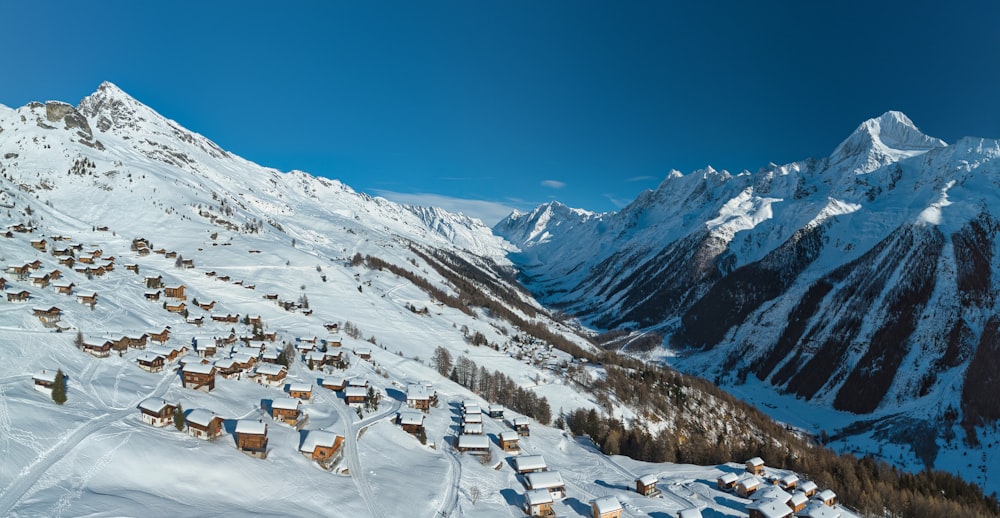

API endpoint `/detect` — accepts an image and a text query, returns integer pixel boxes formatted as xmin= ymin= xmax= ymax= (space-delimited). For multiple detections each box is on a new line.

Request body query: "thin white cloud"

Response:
xmin=604 ymin=193 xmax=631 ymax=209
xmin=371 ymin=190 xmax=522 ymax=226
xmin=541 ymin=180 xmax=566 ymax=189
xmin=625 ymin=175 xmax=656 ymax=182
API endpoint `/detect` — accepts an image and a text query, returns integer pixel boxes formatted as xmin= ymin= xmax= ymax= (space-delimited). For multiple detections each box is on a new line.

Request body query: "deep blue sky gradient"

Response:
xmin=2 ymin=1 xmax=999 ymax=223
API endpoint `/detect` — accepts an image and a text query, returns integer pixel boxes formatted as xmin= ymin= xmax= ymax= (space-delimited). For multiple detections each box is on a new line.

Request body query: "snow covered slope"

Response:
xmin=0 ymin=83 xmax=854 ymax=517
xmin=497 ymin=111 xmax=1000 ymax=488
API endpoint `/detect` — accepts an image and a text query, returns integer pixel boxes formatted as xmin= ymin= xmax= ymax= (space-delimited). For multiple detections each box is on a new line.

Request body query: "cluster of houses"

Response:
xmin=708 ymin=457 xmax=842 ymax=518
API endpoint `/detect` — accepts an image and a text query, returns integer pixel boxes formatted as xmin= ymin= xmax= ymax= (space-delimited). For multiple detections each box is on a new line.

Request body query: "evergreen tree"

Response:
xmin=174 ymin=403 xmax=185 ymax=431
xmin=51 ymin=369 xmax=67 ymax=405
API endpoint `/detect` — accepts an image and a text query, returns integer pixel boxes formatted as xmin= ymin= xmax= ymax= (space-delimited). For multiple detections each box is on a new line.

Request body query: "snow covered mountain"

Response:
xmin=496 ymin=111 xmax=1000 ymax=484
xmin=0 ymin=82 xmax=876 ymax=517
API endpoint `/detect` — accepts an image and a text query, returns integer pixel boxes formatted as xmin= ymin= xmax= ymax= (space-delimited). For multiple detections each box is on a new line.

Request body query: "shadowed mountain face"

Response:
xmin=497 ymin=112 xmax=1000 ymax=439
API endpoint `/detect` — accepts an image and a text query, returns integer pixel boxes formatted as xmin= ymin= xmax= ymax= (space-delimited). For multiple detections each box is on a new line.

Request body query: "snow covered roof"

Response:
xmin=406 ymin=386 xmax=430 ymax=400
xmin=254 ymin=363 xmax=286 ymax=376
xmin=591 ymin=496 xmax=622 ymax=514
xmin=344 ymin=386 xmax=367 ymax=397
xmin=398 ymin=411 xmax=424 ymax=426
xmin=746 ymin=456 xmax=765 ymax=467
xmin=138 ymin=397 xmax=171 ymax=413
xmin=500 ymin=430 xmax=518 ymax=441
xmin=323 ymin=377 xmax=345 ymax=386
xmin=753 ymin=486 xmax=792 ymax=503
xmin=272 ymin=398 xmax=300 ymax=410
xmin=463 ymin=413 xmax=482 ymax=424
xmin=214 ymin=358 xmax=237 ymax=369
xmin=800 ymin=480 xmax=818 ymax=493
xmin=488 ymin=404 xmax=503 ymax=413
xmin=512 ymin=416 xmax=529 ymax=426
xmin=790 ymin=491 xmax=809 ymax=507
xmin=747 ymin=498 xmax=792 ymax=518
xmin=186 ymin=409 xmax=219 ymax=427
xmin=462 ymin=423 xmax=483 ymax=434
xmin=780 ymin=474 xmax=799 ymax=486
xmin=637 ymin=474 xmax=658 ymax=486
xmin=524 ymin=488 xmax=552 ymax=506
xmin=798 ymin=502 xmax=841 ymax=518
xmin=354 ymin=347 xmax=371 ymax=355
xmin=514 ymin=455 xmax=546 ymax=471
xmin=525 ymin=471 xmax=564 ymax=490
xmin=718 ymin=472 xmax=739 ymax=484
xmin=738 ymin=476 xmax=762 ymax=489
xmin=183 ymin=362 xmax=215 ymax=375
xmin=816 ymin=489 xmax=837 ymax=501
xmin=457 ymin=434 xmax=489 ymax=449
xmin=462 ymin=398 xmax=478 ymax=408
xmin=677 ymin=509 xmax=703 ymax=518
xmin=235 ymin=420 xmax=267 ymax=435
xmin=347 ymin=378 xmax=367 ymax=387
xmin=288 ymin=383 xmax=312 ymax=393
xmin=137 ymin=352 xmax=164 ymax=362
xmin=300 ymin=430 xmax=340 ymax=453
xmin=464 ymin=404 xmax=481 ymax=415
xmin=33 ymin=370 xmax=58 ymax=383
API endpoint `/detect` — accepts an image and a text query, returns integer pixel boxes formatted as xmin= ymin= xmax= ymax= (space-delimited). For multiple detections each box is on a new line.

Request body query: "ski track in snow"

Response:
xmin=0 ymin=385 xmax=10 ymax=455
xmin=49 ymin=429 xmax=132 ymax=518
xmin=0 ymin=369 xmax=173 ymax=516
xmin=328 ymin=382 xmax=386 ymax=518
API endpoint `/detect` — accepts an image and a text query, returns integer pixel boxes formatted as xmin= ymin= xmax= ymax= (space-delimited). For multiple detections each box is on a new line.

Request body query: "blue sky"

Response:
xmin=2 ymin=2 xmax=999 ymax=224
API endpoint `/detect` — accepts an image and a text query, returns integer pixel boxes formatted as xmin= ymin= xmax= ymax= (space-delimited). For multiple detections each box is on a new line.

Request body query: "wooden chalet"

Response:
xmin=406 ymin=385 xmax=432 ymax=411
xmin=6 ymin=289 xmax=30 ymax=302
xmin=288 ymin=383 xmax=313 ymax=401
xmin=354 ymin=347 xmax=372 ymax=361
xmin=180 ymin=258 xmax=194 ymax=268
xmin=456 ymin=433 xmax=490 ymax=454
xmin=211 ymin=313 xmax=239 ymax=323
xmin=164 ymin=251 xmax=177 ymax=258
xmin=186 ymin=315 xmax=205 ymax=326
xmin=164 ymin=285 xmax=186 ymax=300
xmin=32 ymin=370 xmax=60 ymax=393
xmin=247 ymin=315 xmax=262 ymax=327
xmin=299 ymin=430 xmax=343 ymax=465
xmin=145 ymin=275 xmax=164 ymax=289
xmin=153 ymin=248 xmax=167 ymax=255
xmin=181 ymin=363 xmax=216 ymax=392
xmin=76 ymin=292 xmax=98 ymax=306
xmin=165 ymin=301 xmax=186 ymax=313
xmin=138 ymin=398 xmax=176 ymax=427
xmin=252 ymin=363 xmax=287 ymax=387
xmin=717 ymin=472 xmax=739 ymax=491
xmin=488 ymin=404 xmax=504 ymax=419
xmin=778 ymin=474 xmax=799 ymax=491
xmin=263 ymin=293 xmax=279 ymax=300
xmin=755 ymin=487 xmax=793 ymax=509
xmin=262 ymin=331 xmax=277 ymax=342
xmin=513 ymin=416 xmax=530 ymax=436
xmin=30 ymin=272 xmax=50 ymax=288
xmin=260 ymin=350 xmax=280 ymax=364
xmin=186 ymin=409 xmax=225 ymax=440
xmin=197 ymin=300 xmax=215 ymax=311
xmin=462 ymin=422 xmax=484 ymax=435
xmin=737 ymin=476 xmax=762 ymax=498
xmin=590 ymin=496 xmax=623 ymax=518
xmin=77 ymin=255 xmax=95 ymax=265
xmin=636 ymin=474 xmax=660 ymax=496
xmin=815 ymin=489 xmax=837 ymax=506
xmin=144 ymin=290 xmax=161 ymax=301
xmin=524 ymin=489 xmax=554 ymax=518
xmin=747 ymin=499 xmax=792 ymax=518
xmin=799 ymin=481 xmax=819 ymax=498
xmin=54 ymin=281 xmax=75 ymax=294
xmin=500 ymin=430 xmax=519 ymax=452
xmin=324 ymin=349 xmax=343 ymax=364
xmin=83 ymin=340 xmax=112 ymax=358
xmin=217 ymin=275 xmax=231 ymax=282
xmin=0 ymin=277 xmax=5 ymax=290
xmin=32 ymin=306 xmax=62 ymax=323
xmin=125 ymin=263 xmax=139 ymax=273
xmin=323 ymin=322 xmax=339 ymax=332
xmin=397 ymin=410 xmax=425 ymax=434
xmin=790 ymin=491 xmax=809 ymax=513
xmin=327 ymin=333 xmax=342 ymax=347
xmin=7 ymin=264 xmax=30 ymax=280
xmin=746 ymin=457 xmax=766 ymax=475
xmin=525 ymin=471 xmax=566 ymax=500
xmin=30 ymin=238 xmax=46 ymax=251
xmin=270 ymin=398 xmax=301 ymax=425
xmin=235 ymin=420 xmax=268 ymax=458
xmin=58 ymin=256 xmax=75 ymax=267
xmin=343 ymin=386 xmax=367 ymax=406
xmin=306 ymin=350 xmax=327 ymax=367
xmin=137 ymin=247 xmax=150 ymax=256
xmin=8 ymin=223 xmax=32 ymax=233
xmin=514 ymin=455 xmax=548 ymax=474
xmin=322 ymin=377 xmax=346 ymax=391
xmin=136 ymin=352 xmax=166 ymax=373
xmin=149 ymin=328 xmax=170 ymax=344
xmin=212 ymin=358 xmax=240 ymax=379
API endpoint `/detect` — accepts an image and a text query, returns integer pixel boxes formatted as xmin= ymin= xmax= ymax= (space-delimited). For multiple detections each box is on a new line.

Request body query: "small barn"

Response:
xmin=815 ymin=489 xmax=837 ymax=506
xmin=737 ymin=476 xmax=762 ymax=498
xmin=138 ymin=398 xmax=176 ymax=427
xmin=778 ymin=473 xmax=799 ymax=491
xmin=591 ymin=496 xmax=623 ymax=518
xmin=32 ymin=370 xmax=60 ymax=393
xmin=790 ymin=491 xmax=809 ymax=512
xmin=524 ymin=489 xmax=554 ymax=517
xmin=235 ymin=420 xmax=268 ymax=459
xmin=354 ymin=347 xmax=372 ymax=361
xmin=718 ymin=472 xmax=739 ymax=491
xmin=76 ymin=292 xmax=98 ymax=306
xmin=500 ymin=430 xmax=519 ymax=452
xmin=636 ymin=474 xmax=660 ymax=496
xmin=525 ymin=471 xmax=566 ymax=500
xmin=164 ymin=285 xmax=186 ymax=300
xmin=513 ymin=416 xmax=530 ymax=436
xmin=488 ymin=404 xmax=504 ymax=419
xmin=799 ymin=480 xmax=819 ymax=498
xmin=746 ymin=457 xmax=766 ymax=475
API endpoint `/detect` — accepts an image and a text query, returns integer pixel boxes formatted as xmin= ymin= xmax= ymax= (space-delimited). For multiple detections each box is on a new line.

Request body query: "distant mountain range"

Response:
xmin=496 ymin=110 xmax=1000 ymax=474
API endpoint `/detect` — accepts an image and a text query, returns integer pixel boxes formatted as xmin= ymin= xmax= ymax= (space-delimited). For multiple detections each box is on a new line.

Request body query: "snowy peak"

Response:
xmin=495 ymin=201 xmax=596 ymax=248
xmin=830 ymin=111 xmax=946 ymax=174
xmin=77 ymin=81 xmax=147 ymax=132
